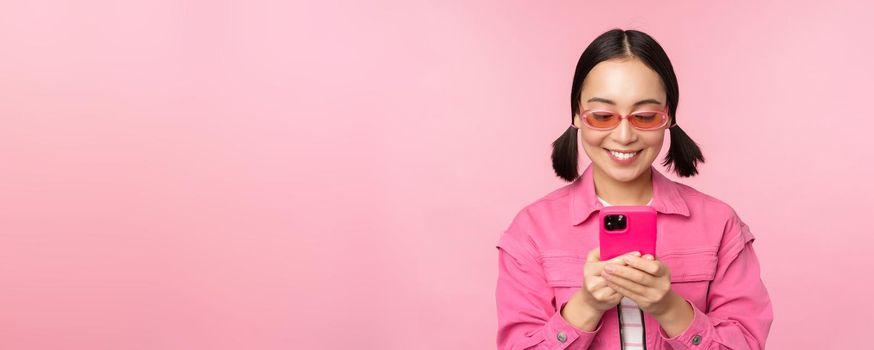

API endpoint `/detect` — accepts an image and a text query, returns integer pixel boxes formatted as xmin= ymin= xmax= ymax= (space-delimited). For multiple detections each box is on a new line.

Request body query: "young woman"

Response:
xmin=495 ymin=29 xmax=773 ymax=350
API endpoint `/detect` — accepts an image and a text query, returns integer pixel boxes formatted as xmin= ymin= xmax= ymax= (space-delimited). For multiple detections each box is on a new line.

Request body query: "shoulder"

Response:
xmin=672 ymin=181 xmax=756 ymax=256
xmin=673 ymin=181 xmax=741 ymax=223
xmin=497 ymin=183 xmax=575 ymax=255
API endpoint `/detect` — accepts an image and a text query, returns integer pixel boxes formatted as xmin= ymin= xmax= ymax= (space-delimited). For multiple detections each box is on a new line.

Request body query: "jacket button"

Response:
xmin=557 ymin=331 xmax=567 ymax=343
xmin=691 ymin=334 xmax=702 ymax=345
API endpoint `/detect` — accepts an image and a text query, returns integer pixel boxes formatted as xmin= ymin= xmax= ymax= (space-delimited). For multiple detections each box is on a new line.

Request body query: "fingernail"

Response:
xmin=604 ymin=265 xmax=616 ymax=272
xmin=623 ymin=255 xmax=633 ymax=263
xmin=631 ymin=251 xmax=641 ymax=256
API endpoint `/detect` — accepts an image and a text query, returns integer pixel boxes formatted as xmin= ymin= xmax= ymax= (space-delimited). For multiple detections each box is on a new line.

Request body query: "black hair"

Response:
xmin=551 ymin=28 xmax=705 ymax=181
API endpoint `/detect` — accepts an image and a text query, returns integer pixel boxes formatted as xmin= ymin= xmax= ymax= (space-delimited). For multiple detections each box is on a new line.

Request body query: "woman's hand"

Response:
xmin=561 ymin=248 xmax=641 ymax=331
xmin=600 ymin=254 xmax=694 ymax=337
xmin=600 ymin=254 xmax=674 ymax=315
xmin=580 ymin=248 xmax=640 ymax=312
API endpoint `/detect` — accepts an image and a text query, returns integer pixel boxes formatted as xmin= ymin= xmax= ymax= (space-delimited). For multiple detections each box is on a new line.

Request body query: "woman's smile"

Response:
xmin=603 ymin=147 xmax=642 ymax=164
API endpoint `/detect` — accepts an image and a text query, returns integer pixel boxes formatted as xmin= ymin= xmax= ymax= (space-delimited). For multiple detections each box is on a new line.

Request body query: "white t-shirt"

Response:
xmin=597 ymin=195 xmax=652 ymax=349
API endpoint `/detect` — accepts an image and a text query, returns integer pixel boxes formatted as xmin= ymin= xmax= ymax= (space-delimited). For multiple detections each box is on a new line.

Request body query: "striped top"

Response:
xmin=597 ymin=195 xmax=652 ymax=350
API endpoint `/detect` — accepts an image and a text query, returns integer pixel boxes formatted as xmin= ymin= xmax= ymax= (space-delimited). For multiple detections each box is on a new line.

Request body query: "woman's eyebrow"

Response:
xmin=587 ymin=97 xmax=662 ymax=106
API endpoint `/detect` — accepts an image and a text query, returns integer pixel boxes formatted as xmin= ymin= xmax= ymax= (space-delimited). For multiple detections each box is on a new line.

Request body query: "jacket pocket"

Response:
xmin=659 ymin=249 xmax=717 ymax=312
xmin=540 ymin=251 xmax=586 ymax=287
xmin=539 ymin=251 xmax=587 ymax=311
xmin=659 ymin=250 xmax=718 ymax=282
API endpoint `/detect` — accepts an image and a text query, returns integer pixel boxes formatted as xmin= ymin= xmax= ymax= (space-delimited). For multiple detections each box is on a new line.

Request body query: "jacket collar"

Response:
xmin=570 ymin=163 xmax=690 ymax=225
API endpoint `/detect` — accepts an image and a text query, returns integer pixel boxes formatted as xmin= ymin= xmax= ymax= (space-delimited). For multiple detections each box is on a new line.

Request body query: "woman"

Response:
xmin=495 ymin=29 xmax=773 ymax=350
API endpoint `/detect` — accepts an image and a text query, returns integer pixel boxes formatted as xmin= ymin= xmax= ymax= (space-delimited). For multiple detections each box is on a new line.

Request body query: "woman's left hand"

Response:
xmin=600 ymin=254 xmax=677 ymax=317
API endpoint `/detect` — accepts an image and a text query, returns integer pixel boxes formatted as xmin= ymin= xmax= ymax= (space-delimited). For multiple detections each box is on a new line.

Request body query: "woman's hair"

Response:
xmin=551 ymin=28 xmax=705 ymax=181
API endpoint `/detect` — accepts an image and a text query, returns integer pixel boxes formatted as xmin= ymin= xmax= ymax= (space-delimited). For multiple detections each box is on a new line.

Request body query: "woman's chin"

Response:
xmin=597 ymin=162 xmax=647 ymax=183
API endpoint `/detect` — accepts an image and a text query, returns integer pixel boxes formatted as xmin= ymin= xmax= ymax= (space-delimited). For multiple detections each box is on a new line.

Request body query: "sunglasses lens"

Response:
xmin=630 ymin=112 xmax=665 ymax=129
xmin=584 ymin=112 xmax=619 ymax=129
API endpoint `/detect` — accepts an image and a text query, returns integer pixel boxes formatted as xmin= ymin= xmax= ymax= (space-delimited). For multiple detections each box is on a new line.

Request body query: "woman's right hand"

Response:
xmin=561 ymin=248 xmax=641 ymax=330
xmin=580 ymin=247 xmax=640 ymax=312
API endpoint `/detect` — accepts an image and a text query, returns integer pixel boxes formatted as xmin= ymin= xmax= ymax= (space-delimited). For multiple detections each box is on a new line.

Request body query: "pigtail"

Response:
xmin=551 ymin=125 xmax=580 ymax=182
xmin=662 ymin=124 xmax=705 ymax=177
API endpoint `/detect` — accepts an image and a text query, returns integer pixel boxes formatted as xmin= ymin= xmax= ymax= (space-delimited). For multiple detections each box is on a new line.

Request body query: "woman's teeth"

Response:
xmin=609 ymin=150 xmax=639 ymax=160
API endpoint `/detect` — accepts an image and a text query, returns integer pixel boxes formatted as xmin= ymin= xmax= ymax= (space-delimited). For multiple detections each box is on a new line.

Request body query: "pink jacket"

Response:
xmin=495 ymin=164 xmax=773 ymax=349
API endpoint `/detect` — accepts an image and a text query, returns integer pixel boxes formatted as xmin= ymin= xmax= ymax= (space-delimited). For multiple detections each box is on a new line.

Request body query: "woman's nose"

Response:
xmin=611 ymin=118 xmax=637 ymax=144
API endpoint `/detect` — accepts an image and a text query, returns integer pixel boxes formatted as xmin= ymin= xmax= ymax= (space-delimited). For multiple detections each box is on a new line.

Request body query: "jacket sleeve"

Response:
xmin=495 ymin=210 xmax=604 ymax=350
xmin=658 ymin=210 xmax=774 ymax=349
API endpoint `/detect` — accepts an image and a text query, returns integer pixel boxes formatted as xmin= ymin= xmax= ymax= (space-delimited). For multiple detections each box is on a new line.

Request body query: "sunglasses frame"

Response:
xmin=578 ymin=104 xmax=671 ymax=131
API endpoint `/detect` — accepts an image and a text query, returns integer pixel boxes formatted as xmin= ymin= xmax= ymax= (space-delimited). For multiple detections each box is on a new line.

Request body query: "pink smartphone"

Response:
xmin=598 ymin=206 xmax=657 ymax=261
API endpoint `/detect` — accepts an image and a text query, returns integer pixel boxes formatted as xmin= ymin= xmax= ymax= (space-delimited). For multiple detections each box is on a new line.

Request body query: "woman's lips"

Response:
xmin=604 ymin=148 xmax=641 ymax=165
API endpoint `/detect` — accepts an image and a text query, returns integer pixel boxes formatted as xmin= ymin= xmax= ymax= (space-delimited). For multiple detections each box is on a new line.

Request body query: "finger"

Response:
xmin=584 ymin=275 xmax=607 ymax=291
xmin=601 ymin=270 xmax=648 ymax=296
xmin=593 ymin=286 xmax=616 ymax=300
xmin=642 ymin=254 xmax=655 ymax=261
xmin=604 ymin=264 xmax=654 ymax=286
xmin=604 ymin=277 xmax=646 ymax=301
xmin=587 ymin=248 xmax=601 ymax=262
xmin=590 ymin=276 xmax=610 ymax=290
xmin=604 ymin=251 xmax=641 ymax=265
xmin=623 ymin=254 xmax=660 ymax=275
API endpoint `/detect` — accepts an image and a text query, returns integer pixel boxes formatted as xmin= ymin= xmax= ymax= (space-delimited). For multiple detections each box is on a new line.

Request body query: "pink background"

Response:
xmin=1 ymin=1 xmax=871 ymax=349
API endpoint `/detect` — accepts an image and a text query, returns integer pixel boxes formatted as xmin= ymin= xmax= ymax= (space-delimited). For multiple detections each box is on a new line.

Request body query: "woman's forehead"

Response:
xmin=581 ymin=58 xmax=666 ymax=106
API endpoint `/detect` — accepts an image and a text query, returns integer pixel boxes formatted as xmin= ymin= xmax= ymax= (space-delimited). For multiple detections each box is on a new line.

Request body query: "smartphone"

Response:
xmin=598 ymin=206 xmax=657 ymax=261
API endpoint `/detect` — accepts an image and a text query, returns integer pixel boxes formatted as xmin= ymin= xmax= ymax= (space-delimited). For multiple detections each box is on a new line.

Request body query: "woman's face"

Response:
xmin=573 ymin=58 xmax=673 ymax=183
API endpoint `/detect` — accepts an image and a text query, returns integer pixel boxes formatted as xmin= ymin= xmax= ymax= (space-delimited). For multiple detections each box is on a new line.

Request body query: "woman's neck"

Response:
xmin=592 ymin=166 xmax=653 ymax=206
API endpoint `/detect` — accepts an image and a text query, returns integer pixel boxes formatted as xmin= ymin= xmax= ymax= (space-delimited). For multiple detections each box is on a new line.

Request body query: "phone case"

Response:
xmin=598 ymin=205 xmax=657 ymax=261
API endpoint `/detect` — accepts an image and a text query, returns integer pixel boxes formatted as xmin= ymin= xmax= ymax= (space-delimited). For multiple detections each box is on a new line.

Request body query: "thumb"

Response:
xmin=605 ymin=251 xmax=641 ymax=265
xmin=587 ymin=248 xmax=601 ymax=262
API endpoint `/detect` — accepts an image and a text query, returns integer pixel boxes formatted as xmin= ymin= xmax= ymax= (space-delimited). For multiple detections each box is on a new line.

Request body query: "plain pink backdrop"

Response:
xmin=1 ymin=1 xmax=872 ymax=349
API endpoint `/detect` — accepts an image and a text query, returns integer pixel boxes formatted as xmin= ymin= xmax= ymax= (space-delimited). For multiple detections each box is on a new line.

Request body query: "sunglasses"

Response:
xmin=578 ymin=104 xmax=670 ymax=131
